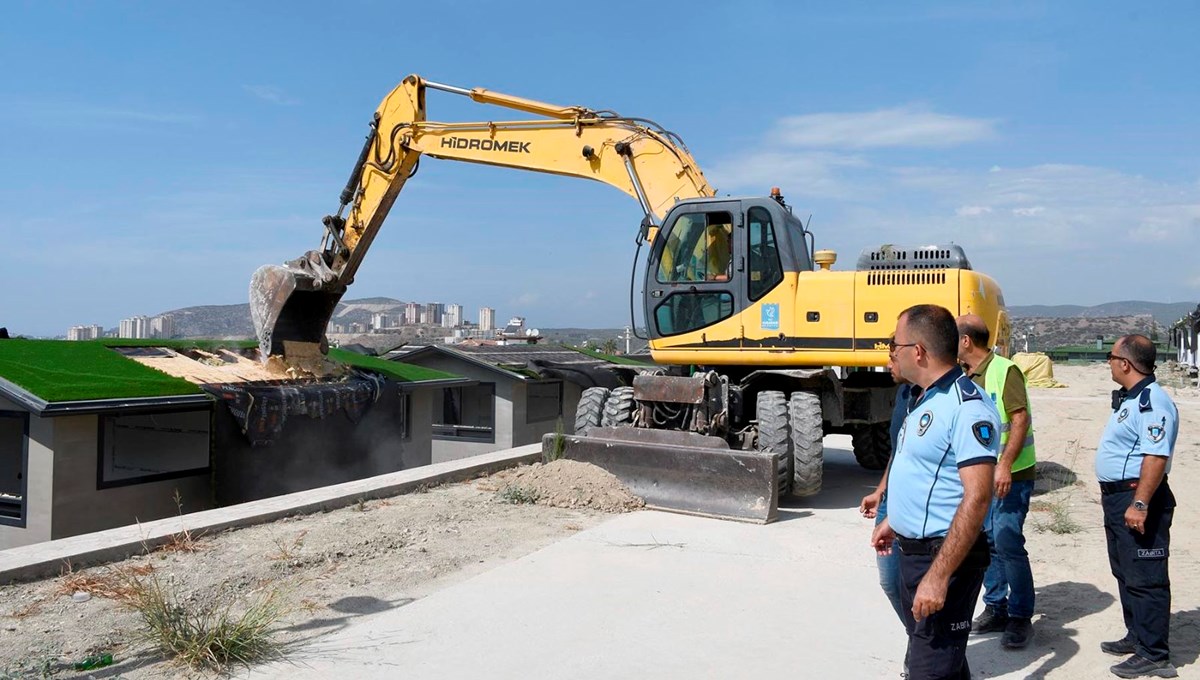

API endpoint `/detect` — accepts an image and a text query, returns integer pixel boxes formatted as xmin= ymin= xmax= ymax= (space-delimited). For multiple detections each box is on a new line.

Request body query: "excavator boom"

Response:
xmin=250 ymin=75 xmax=714 ymax=359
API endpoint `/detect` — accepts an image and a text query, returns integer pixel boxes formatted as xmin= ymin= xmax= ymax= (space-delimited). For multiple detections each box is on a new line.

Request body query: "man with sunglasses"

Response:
xmin=956 ymin=314 xmax=1038 ymax=650
xmin=871 ymin=305 xmax=998 ymax=679
xmin=1096 ymin=335 xmax=1179 ymax=678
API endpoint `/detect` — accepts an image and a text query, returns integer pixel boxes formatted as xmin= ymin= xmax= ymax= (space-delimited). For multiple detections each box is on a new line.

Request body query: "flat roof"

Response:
xmin=0 ymin=339 xmax=464 ymax=415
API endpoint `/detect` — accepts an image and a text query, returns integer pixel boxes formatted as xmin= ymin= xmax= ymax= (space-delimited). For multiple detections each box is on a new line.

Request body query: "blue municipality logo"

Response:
xmin=973 ymin=421 xmax=995 ymax=447
xmin=1147 ymin=416 xmax=1167 ymax=443
xmin=917 ymin=411 xmax=933 ymax=436
xmin=761 ymin=303 xmax=780 ymax=330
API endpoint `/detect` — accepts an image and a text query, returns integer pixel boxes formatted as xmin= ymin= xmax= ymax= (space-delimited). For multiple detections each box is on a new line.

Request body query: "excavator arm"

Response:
xmin=250 ymin=74 xmax=715 ymax=360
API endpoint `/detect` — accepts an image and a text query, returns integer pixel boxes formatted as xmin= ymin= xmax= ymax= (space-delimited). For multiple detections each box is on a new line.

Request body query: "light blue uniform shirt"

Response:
xmin=888 ymin=367 xmax=1000 ymax=540
xmin=1095 ymin=376 xmax=1178 ymax=482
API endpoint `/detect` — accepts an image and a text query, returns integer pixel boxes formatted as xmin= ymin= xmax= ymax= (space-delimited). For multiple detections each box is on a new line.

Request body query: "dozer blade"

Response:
xmin=543 ymin=427 xmax=779 ymax=524
xmin=249 ymin=263 xmax=344 ymax=359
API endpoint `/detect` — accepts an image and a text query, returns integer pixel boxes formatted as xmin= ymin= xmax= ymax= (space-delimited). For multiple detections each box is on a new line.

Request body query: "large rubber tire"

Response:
xmin=852 ymin=422 xmax=891 ymax=471
xmin=574 ymin=387 xmax=609 ymax=434
xmin=789 ymin=391 xmax=824 ymax=497
xmin=755 ymin=391 xmax=793 ymax=497
xmin=601 ymin=386 xmax=636 ymax=428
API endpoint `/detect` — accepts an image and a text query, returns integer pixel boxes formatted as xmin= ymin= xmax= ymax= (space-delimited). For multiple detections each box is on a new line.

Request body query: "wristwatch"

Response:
xmin=1132 ymin=500 xmax=1148 ymax=512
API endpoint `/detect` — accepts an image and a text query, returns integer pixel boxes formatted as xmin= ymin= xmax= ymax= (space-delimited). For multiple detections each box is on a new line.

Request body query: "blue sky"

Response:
xmin=3 ymin=2 xmax=1199 ymax=337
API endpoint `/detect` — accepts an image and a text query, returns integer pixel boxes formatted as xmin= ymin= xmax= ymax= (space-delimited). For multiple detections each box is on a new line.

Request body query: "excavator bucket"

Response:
xmin=542 ymin=427 xmax=779 ymax=523
xmin=249 ymin=261 xmax=343 ymax=359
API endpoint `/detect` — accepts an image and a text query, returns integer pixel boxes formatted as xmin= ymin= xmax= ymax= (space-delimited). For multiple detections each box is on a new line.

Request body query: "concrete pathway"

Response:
xmin=243 ymin=437 xmax=915 ymax=679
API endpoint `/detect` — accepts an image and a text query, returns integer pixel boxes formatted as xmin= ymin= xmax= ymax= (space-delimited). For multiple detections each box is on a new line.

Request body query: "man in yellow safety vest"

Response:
xmin=957 ymin=313 xmax=1038 ymax=650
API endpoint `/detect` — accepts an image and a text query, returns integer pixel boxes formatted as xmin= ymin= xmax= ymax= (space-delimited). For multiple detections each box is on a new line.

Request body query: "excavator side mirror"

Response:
xmin=639 ymin=217 xmax=658 ymax=245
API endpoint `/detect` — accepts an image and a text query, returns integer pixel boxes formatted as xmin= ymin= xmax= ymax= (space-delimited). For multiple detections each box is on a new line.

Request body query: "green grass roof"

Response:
xmin=0 ymin=340 xmax=203 ymax=402
xmin=327 ymin=349 xmax=460 ymax=383
xmin=0 ymin=339 xmax=460 ymax=405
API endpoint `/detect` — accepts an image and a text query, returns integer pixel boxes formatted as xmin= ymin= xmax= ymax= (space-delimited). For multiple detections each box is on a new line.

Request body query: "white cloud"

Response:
xmin=772 ymin=106 xmax=997 ymax=149
xmin=243 ymin=85 xmax=300 ymax=106
xmin=512 ymin=292 xmax=541 ymax=306
xmin=1012 ymin=206 xmax=1045 ymax=216
xmin=707 ymin=151 xmax=870 ymax=201
xmin=956 ymin=205 xmax=993 ymax=217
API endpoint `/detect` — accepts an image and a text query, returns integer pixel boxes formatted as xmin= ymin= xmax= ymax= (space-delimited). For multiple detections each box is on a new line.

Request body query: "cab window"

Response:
xmin=747 ymin=207 xmax=783 ymax=300
xmin=656 ymin=211 xmax=733 ymax=283
xmin=654 ymin=292 xmax=734 ymax=337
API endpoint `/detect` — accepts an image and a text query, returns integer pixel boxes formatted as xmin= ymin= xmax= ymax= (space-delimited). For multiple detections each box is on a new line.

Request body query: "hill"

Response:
xmin=156 ymin=297 xmax=1194 ymax=349
xmin=1008 ymin=301 xmax=1195 ymax=327
xmin=1008 ymin=315 xmax=1161 ymax=353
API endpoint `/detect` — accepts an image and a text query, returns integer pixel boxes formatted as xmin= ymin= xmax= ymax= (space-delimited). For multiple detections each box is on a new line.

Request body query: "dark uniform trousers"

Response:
xmin=1101 ymin=479 xmax=1175 ymax=662
xmin=898 ymin=533 xmax=990 ymax=680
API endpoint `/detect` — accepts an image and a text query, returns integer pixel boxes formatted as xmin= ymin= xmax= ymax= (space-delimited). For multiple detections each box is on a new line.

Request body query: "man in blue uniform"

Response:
xmin=1096 ymin=334 xmax=1179 ymax=679
xmin=872 ymin=304 xmax=998 ymax=679
xmin=860 ymin=356 xmax=918 ymax=623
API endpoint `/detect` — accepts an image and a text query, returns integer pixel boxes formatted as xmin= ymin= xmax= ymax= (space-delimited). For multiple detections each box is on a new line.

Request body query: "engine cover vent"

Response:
xmin=865 ymin=270 xmax=948 ymax=286
xmin=856 ymin=244 xmax=972 ymax=271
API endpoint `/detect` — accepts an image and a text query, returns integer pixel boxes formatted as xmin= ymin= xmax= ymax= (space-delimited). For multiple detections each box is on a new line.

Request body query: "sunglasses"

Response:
xmin=1105 ymin=353 xmax=1129 ymax=363
xmin=888 ymin=340 xmax=918 ymax=353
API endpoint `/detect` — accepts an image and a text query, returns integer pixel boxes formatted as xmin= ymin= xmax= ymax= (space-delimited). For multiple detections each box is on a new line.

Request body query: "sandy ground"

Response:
xmin=963 ymin=361 xmax=1200 ymax=678
xmin=2 ymin=362 xmax=1198 ymax=678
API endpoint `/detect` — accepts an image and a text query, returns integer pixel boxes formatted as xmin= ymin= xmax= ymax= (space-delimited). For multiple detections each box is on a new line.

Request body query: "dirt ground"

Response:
xmin=980 ymin=361 xmax=1200 ymax=678
xmin=0 ymin=461 xmax=637 ymax=678
xmin=2 ymin=362 xmax=1199 ymax=678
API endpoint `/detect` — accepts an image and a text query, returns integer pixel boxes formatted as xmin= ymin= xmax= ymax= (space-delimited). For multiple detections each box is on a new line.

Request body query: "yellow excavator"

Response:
xmin=250 ymin=74 xmax=1010 ymax=523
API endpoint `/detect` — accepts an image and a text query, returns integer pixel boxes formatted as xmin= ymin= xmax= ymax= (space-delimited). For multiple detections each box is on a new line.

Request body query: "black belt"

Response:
xmin=896 ymin=535 xmax=944 ymax=556
xmin=896 ymin=532 xmax=989 ymax=557
xmin=1099 ymin=476 xmax=1167 ymax=495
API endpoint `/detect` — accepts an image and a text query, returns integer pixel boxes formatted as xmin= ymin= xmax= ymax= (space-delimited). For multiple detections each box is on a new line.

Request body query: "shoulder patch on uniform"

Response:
xmin=1147 ymin=416 xmax=1167 ymax=443
xmin=917 ymin=410 xmax=934 ymax=436
xmin=1139 ymin=389 xmax=1153 ymax=412
xmin=957 ymin=375 xmax=983 ymax=402
xmin=972 ymin=421 xmax=996 ymax=448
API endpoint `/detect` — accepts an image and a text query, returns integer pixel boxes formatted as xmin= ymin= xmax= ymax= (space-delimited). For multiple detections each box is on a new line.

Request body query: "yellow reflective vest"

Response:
xmin=983 ymin=354 xmax=1037 ymax=473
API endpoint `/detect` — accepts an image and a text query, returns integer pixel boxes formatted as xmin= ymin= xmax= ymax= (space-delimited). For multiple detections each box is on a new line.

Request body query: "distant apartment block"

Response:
xmin=150 ymin=314 xmax=175 ymax=339
xmin=425 ymin=303 xmax=443 ymax=326
xmin=404 ymin=302 xmax=420 ymax=325
xmin=119 ymin=316 xmax=149 ymax=339
xmin=66 ymin=325 xmax=104 ymax=341
xmin=371 ymin=312 xmax=391 ymax=331
xmin=348 ymin=322 xmax=365 ymax=334
xmin=443 ymin=304 xmax=464 ymax=328
xmin=479 ymin=307 xmax=496 ymax=332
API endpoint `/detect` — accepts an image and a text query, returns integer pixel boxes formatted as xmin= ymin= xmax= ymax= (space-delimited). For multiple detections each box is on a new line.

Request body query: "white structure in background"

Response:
xmin=478 ymin=307 xmax=496 ymax=332
xmin=443 ymin=304 xmax=464 ymax=328
xmin=348 ymin=322 xmax=365 ymax=334
xmin=66 ymin=325 xmax=104 ymax=341
xmin=495 ymin=317 xmax=541 ymax=345
xmin=118 ymin=316 xmax=149 ymax=339
xmin=371 ymin=312 xmax=391 ymax=332
xmin=150 ymin=315 xmax=175 ymax=339
xmin=403 ymin=302 xmax=420 ymax=325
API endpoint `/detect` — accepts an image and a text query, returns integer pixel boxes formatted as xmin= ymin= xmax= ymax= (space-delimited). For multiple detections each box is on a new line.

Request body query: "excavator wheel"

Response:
xmin=851 ymin=422 xmax=891 ymax=471
xmin=755 ymin=391 xmax=793 ymax=497
xmin=789 ymin=391 xmax=824 ymax=497
xmin=601 ymin=386 xmax=636 ymax=428
xmin=575 ymin=387 xmax=610 ymax=434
